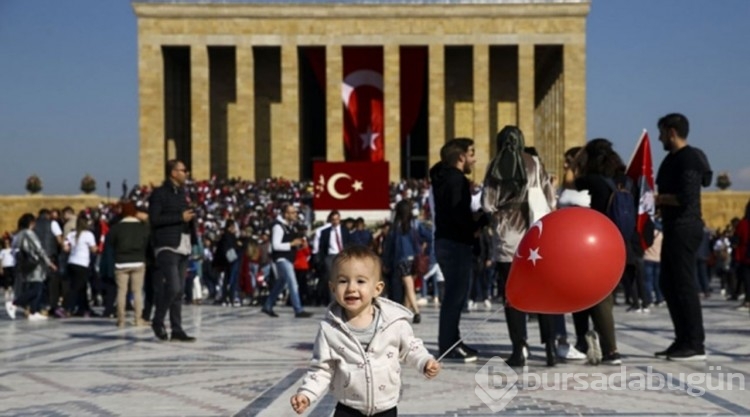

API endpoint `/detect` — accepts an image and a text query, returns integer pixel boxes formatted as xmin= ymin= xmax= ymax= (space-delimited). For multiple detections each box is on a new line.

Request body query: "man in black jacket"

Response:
xmin=148 ymin=159 xmax=197 ymax=342
xmin=654 ymin=113 xmax=709 ymax=361
xmin=430 ymin=138 xmax=482 ymax=362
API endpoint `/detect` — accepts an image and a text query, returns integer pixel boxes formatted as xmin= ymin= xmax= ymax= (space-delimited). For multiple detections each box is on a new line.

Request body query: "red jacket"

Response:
xmin=294 ymin=242 xmax=311 ymax=271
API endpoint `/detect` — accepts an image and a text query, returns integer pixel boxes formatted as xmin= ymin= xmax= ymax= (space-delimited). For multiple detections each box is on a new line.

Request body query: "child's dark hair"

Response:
xmin=329 ymin=245 xmax=383 ymax=281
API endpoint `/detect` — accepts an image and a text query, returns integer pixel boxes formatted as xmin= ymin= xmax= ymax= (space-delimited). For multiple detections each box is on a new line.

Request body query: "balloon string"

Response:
xmin=436 ymin=304 xmax=506 ymax=363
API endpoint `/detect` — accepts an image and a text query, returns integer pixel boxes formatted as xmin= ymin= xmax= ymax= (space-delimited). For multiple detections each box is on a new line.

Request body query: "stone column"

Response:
xmin=326 ymin=44 xmax=344 ymax=162
xmin=229 ymin=46 xmax=255 ymax=180
xmin=428 ymin=44 xmax=445 ymax=169
xmin=563 ymin=42 xmax=586 ymax=151
xmin=272 ymin=44 xmax=300 ymax=179
xmin=518 ymin=43 xmax=535 ymax=147
xmin=138 ymin=43 xmax=165 ymax=185
xmin=190 ymin=44 xmax=210 ymax=179
xmin=473 ymin=44 xmax=490 ymax=177
xmin=384 ymin=44 xmax=401 ymax=182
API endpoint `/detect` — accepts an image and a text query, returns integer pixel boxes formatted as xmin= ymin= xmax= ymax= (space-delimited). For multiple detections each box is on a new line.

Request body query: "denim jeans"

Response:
xmin=644 ymin=260 xmax=663 ymax=304
xmin=153 ymin=251 xmax=188 ymax=332
xmin=436 ymin=239 xmax=472 ymax=353
xmin=264 ymin=258 xmax=303 ymax=314
xmin=421 ymin=263 xmax=444 ymax=299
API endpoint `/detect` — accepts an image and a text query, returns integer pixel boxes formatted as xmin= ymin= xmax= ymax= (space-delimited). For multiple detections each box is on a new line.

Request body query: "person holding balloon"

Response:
xmin=481 ymin=126 xmax=558 ymax=367
xmin=562 ymin=138 xmax=626 ymax=366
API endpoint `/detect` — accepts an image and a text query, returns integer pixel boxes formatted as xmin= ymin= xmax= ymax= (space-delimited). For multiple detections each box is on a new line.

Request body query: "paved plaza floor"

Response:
xmin=1 ymin=296 xmax=749 ymax=417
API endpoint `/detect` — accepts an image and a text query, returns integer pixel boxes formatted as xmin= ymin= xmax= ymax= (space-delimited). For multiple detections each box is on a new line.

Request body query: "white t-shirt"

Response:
xmin=66 ymin=230 xmax=96 ymax=267
xmin=51 ymin=221 xmax=62 ymax=238
xmin=0 ymin=248 xmax=15 ymax=268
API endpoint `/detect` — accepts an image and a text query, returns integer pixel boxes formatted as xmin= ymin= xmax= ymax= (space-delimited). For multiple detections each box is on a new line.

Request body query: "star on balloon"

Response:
xmin=352 ymin=180 xmax=363 ymax=192
xmin=360 ymin=125 xmax=380 ymax=151
xmin=527 ymin=247 xmax=542 ymax=266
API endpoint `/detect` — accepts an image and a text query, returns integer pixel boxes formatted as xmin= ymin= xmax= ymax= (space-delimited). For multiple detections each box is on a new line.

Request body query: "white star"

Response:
xmin=352 ymin=180 xmax=363 ymax=192
xmin=527 ymin=247 xmax=542 ymax=266
xmin=360 ymin=126 xmax=380 ymax=151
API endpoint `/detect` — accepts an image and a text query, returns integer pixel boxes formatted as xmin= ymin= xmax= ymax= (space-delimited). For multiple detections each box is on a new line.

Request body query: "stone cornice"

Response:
xmin=132 ymin=3 xmax=590 ymax=19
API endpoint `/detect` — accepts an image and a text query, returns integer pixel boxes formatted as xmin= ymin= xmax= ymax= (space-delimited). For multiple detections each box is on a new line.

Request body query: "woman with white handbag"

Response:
xmin=481 ymin=125 xmax=558 ymax=367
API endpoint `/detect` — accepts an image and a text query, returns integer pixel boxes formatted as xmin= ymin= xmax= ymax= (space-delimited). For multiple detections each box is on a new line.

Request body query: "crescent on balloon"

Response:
xmin=341 ymin=69 xmax=384 ymax=104
xmin=530 ymin=221 xmax=543 ymax=238
xmin=327 ymin=173 xmax=352 ymax=200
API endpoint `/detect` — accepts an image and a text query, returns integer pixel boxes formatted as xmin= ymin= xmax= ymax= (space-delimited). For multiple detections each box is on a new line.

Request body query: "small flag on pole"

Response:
xmin=626 ymin=130 xmax=655 ymax=250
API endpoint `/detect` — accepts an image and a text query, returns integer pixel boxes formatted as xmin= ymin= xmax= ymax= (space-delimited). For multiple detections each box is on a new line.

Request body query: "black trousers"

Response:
xmin=572 ymin=294 xmax=617 ymax=354
xmin=15 ymin=282 xmax=44 ymax=314
xmin=153 ymin=251 xmax=188 ymax=333
xmin=498 ymin=262 xmax=555 ymax=350
xmin=64 ymin=264 xmax=90 ymax=313
xmin=334 ymin=403 xmax=397 ymax=417
xmin=660 ymin=224 xmax=705 ymax=351
xmin=142 ymin=263 xmax=155 ymax=321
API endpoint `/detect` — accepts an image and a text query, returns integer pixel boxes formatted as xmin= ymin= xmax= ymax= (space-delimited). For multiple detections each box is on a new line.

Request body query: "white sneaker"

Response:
xmin=416 ymin=297 xmax=428 ymax=306
xmin=28 ymin=312 xmax=48 ymax=321
xmin=5 ymin=301 xmax=16 ymax=320
xmin=640 ymin=307 xmax=651 ymax=314
xmin=483 ymin=299 xmax=492 ymax=310
xmin=467 ymin=300 xmax=475 ymax=311
xmin=585 ymin=330 xmax=602 ymax=365
xmin=433 ymin=296 xmax=440 ymax=306
xmin=557 ymin=344 xmax=586 ymax=360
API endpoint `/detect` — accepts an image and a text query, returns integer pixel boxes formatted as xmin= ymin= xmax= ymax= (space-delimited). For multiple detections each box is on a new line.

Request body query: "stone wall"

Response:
xmin=0 ymin=195 xmax=114 ymax=235
xmin=1 ymin=191 xmax=747 ymax=236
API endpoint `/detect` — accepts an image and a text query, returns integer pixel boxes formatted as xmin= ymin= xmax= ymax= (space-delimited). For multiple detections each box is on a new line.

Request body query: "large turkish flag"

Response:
xmin=313 ymin=162 xmax=390 ymax=210
xmin=343 ymin=47 xmax=384 ymax=162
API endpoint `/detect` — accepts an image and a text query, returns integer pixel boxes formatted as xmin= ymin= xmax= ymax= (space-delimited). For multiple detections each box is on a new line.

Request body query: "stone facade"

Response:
xmin=134 ymin=1 xmax=590 ymax=185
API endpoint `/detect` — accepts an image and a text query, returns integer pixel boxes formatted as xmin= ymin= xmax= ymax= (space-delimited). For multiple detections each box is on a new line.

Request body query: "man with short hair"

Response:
xmin=34 ymin=208 xmax=62 ymax=314
xmin=655 ymin=113 xmax=709 ymax=361
xmin=430 ymin=138 xmax=482 ymax=362
xmin=261 ymin=203 xmax=313 ymax=318
xmin=148 ymin=159 xmax=197 ymax=342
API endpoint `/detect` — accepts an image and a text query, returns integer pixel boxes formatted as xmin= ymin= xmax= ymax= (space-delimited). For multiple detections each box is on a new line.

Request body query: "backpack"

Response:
xmin=16 ymin=234 xmax=42 ymax=274
xmin=603 ymin=176 xmax=636 ymax=242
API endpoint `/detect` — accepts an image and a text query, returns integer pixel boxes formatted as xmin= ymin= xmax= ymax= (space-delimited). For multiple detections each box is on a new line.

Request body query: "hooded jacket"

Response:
xmin=429 ymin=163 xmax=476 ymax=245
xmin=297 ymin=297 xmax=433 ymax=416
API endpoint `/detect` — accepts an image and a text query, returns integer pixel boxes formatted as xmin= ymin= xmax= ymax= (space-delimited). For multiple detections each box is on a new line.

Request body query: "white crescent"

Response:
xmin=327 ymin=173 xmax=352 ymax=200
xmin=341 ymin=69 xmax=384 ymax=105
xmin=530 ymin=221 xmax=543 ymax=237
xmin=515 ymin=221 xmax=543 ymax=258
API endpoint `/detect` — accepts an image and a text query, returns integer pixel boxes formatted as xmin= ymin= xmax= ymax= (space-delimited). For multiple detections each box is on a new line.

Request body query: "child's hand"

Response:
xmin=423 ymin=358 xmax=441 ymax=379
xmin=290 ymin=393 xmax=310 ymax=414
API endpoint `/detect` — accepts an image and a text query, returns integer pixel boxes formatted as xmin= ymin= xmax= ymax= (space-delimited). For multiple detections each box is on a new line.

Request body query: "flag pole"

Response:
xmin=625 ymin=129 xmax=648 ymax=172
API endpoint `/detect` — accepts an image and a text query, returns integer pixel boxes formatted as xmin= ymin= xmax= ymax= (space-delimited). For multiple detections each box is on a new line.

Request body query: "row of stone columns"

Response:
xmin=139 ymin=42 xmax=585 ymax=185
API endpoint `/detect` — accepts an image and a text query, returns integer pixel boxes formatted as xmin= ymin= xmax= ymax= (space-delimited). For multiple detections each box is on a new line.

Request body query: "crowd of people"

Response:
xmin=3 ymin=113 xmax=750 ymax=416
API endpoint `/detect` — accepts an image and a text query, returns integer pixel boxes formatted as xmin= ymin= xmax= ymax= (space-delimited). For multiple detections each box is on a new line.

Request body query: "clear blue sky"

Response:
xmin=1 ymin=0 xmax=748 ymax=195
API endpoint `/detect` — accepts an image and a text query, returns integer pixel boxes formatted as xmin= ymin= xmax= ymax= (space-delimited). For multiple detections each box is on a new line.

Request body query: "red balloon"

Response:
xmin=506 ymin=207 xmax=626 ymax=314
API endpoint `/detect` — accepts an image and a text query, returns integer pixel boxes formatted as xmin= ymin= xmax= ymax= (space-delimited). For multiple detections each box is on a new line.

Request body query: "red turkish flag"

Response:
xmin=626 ymin=130 xmax=656 ymax=250
xmin=313 ymin=162 xmax=390 ymax=210
xmin=343 ymin=47 xmax=384 ymax=162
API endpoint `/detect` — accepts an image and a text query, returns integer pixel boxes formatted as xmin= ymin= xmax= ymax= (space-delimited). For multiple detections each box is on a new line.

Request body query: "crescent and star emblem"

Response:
xmin=515 ymin=220 xmax=544 ymax=266
xmin=317 ymin=173 xmax=364 ymax=200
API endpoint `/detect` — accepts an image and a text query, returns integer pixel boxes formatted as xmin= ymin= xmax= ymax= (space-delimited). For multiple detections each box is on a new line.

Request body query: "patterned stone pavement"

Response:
xmin=1 ymin=296 xmax=749 ymax=417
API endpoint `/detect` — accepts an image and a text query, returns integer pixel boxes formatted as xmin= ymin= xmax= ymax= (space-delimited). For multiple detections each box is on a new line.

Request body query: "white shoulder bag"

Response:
xmin=527 ymin=156 xmax=552 ymax=224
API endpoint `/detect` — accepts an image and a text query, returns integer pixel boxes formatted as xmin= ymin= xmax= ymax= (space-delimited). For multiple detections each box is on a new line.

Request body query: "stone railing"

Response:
xmin=0 ymin=190 xmax=748 ymax=236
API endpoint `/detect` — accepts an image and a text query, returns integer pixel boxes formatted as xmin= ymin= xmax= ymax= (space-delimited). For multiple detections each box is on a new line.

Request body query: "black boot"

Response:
xmin=545 ymin=341 xmax=557 ymax=367
xmin=505 ymin=306 xmax=528 ymax=367
xmin=506 ymin=342 xmax=527 ymax=367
